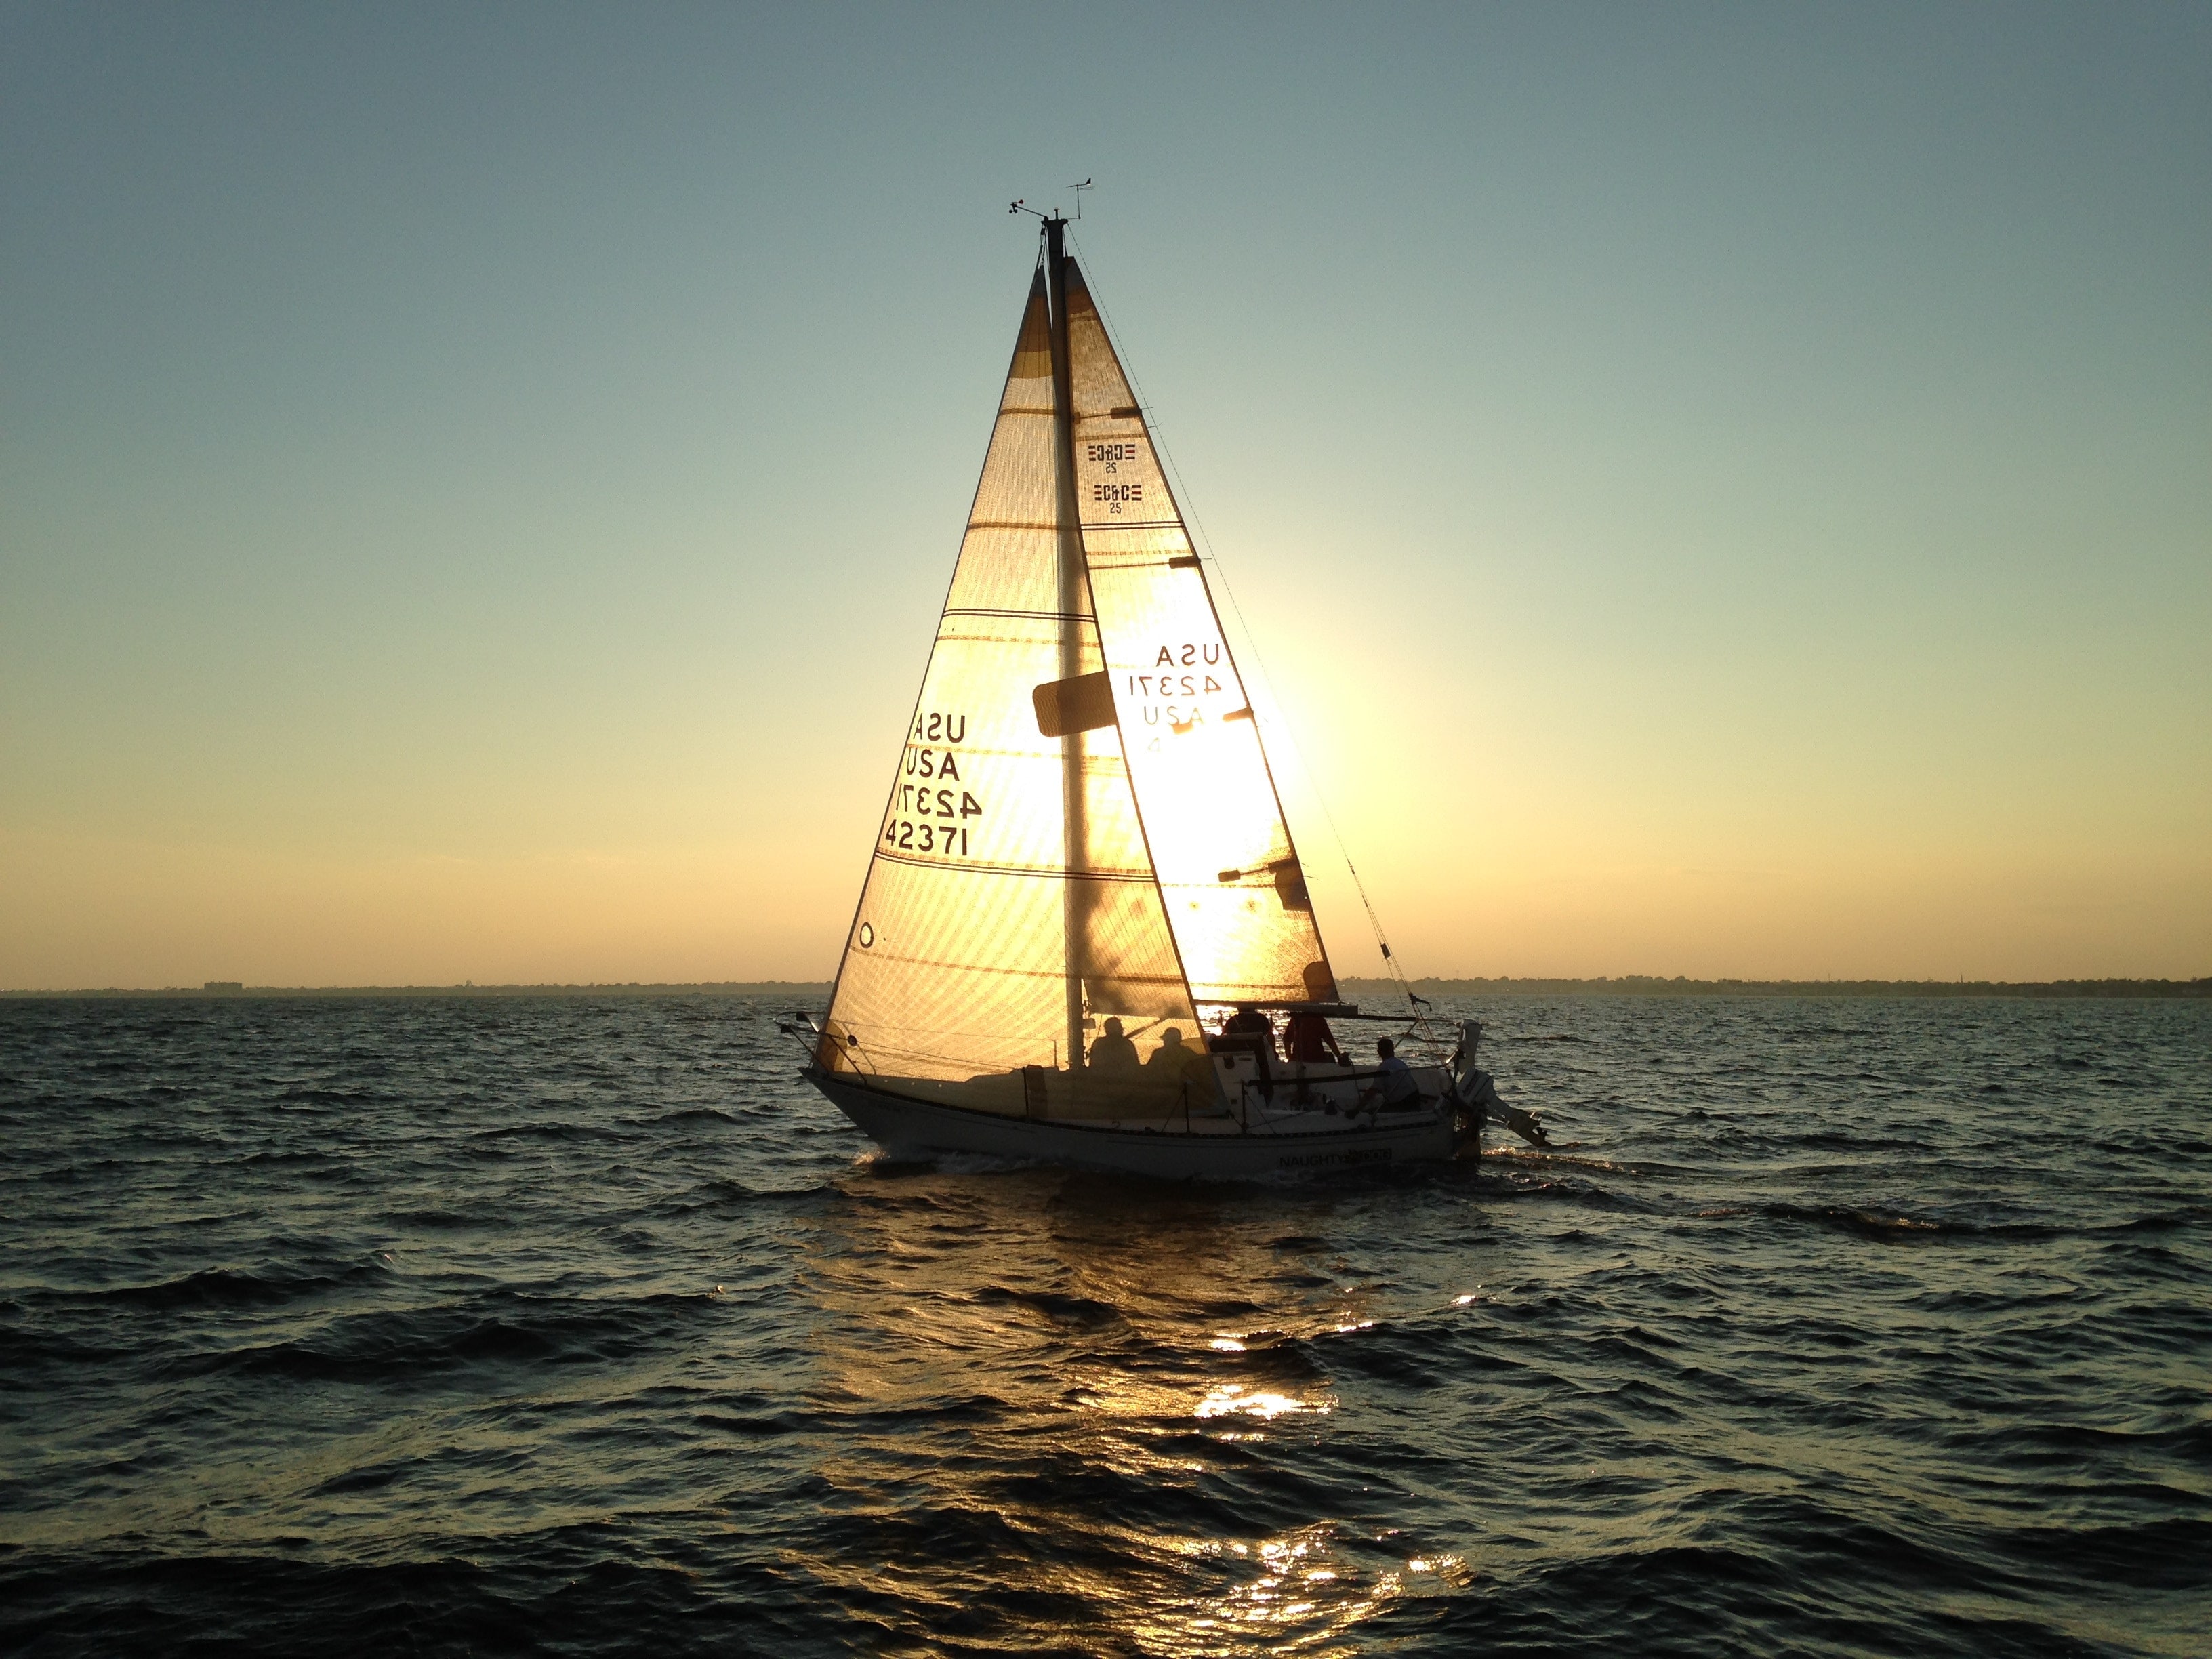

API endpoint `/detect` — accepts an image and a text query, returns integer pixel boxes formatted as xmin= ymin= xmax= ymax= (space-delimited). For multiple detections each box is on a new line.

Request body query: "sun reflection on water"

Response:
xmin=1133 ymin=1523 xmax=1471 ymax=1656
xmin=1193 ymin=1384 xmax=1321 ymax=1421
xmin=791 ymin=1168 xmax=1460 ymax=1654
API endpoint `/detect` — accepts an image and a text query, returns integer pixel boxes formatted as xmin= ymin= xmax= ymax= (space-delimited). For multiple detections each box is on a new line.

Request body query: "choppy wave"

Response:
xmin=1 ymin=992 xmax=2206 ymax=1656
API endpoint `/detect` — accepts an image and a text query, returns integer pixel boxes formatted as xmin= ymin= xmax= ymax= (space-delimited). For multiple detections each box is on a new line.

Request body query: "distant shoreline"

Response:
xmin=4 ymin=975 xmax=2204 ymax=1000
xmin=0 ymin=981 xmax=839 ymax=1000
xmin=1340 ymin=975 xmax=2211 ymax=1000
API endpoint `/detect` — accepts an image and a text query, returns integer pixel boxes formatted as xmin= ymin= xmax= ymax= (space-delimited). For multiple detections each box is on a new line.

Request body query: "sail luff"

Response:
xmin=811 ymin=262 xmax=1052 ymax=1079
xmin=1045 ymin=217 xmax=1088 ymax=1069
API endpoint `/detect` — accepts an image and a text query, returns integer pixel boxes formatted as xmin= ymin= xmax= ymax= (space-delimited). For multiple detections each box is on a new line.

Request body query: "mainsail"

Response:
xmin=817 ymin=262 xmax=1197 ymax=1107
xmin=817 ymin=234 xmax=1337 ymax=1116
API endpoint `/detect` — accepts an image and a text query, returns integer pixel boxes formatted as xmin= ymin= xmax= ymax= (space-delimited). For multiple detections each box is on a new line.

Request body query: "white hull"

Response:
xmin=806 ymin=1066 xmax=1467 ymax=1180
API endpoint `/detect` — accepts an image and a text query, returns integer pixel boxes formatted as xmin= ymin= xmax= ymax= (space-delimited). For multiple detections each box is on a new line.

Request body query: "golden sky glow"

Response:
xmin=3 ymin=7 xmax=2205 ymax=987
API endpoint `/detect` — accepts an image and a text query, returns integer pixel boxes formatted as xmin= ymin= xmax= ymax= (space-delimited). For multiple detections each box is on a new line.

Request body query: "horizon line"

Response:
xmin=5 ymin=974 xmax=2205 ymax=1000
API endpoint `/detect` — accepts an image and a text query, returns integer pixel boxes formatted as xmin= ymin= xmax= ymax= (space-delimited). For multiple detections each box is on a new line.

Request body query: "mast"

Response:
xmin=1044 ymin=213 xmax=1088 ymax=1071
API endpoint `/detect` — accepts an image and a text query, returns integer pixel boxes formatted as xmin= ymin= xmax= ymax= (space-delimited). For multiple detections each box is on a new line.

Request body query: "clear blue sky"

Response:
xmin=3 ymin=2 xmax=2206 ymax=986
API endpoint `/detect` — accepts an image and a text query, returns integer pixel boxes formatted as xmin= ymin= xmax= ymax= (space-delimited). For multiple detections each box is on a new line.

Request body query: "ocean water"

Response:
xmin=1 ymin=994 xmax=2205 ymax=1658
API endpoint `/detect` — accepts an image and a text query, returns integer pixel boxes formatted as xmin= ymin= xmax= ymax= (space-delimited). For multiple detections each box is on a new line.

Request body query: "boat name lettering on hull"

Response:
xmin=1277 ymin=1147 xmax=1394 ymax=1169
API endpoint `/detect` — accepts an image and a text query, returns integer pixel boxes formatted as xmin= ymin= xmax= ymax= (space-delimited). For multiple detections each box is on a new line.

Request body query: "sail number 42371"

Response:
xmin=884 ymin=819 xmax=970 ymax=855
xmin=884 ymin=784 xmax=982 ymax=858
xmin=885 ymin=820 xmax=969 ymax=855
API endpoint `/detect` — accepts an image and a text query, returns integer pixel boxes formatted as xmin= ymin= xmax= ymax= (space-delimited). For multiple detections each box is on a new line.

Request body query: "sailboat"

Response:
xmin=796 ymin=213 xmax=1502 ymax=1178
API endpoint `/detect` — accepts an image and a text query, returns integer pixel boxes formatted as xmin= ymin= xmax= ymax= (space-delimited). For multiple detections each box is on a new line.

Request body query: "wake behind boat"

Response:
xmin=792 ymin=211 xmax=1511 ymax=1177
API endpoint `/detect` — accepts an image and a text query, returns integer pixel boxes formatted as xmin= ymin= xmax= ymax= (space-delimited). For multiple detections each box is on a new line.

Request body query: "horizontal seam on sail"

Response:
xmin=847 ymin=951 xmax=1187 ymax=987
xmin=888 ymin=756 xmax=1128 ymax=776
xmin=1080 ymin=520 xmax=1184 ymax=532
xmin=964 ymin=520 xmax=1062 ymax=531
xmin=871 ymin=851 xmax=1160 ymax=882
xmin=941 ymin=607 xmax=1097 ymax=623
xmin=1158 ymin=888 xmax=1311 ymax=898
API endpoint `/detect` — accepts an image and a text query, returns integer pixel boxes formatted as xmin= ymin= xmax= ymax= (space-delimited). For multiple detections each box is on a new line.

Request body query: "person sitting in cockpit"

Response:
xmin=1147 ymin=1026 xmax=1206 ymax=1079
xmin=1088 ymin=1015 xmax=1140 ymax=1074
xmin=1358 ymin=1037 xmax=1424 ymax=1113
